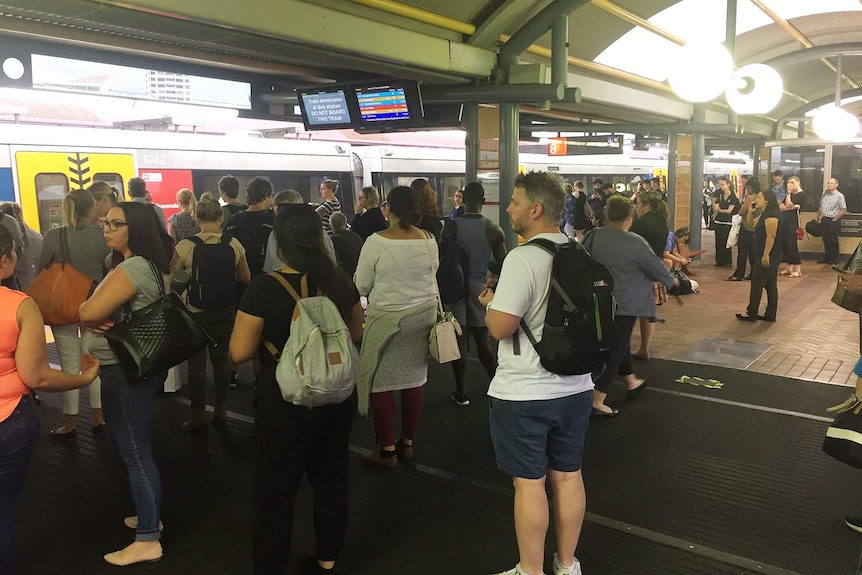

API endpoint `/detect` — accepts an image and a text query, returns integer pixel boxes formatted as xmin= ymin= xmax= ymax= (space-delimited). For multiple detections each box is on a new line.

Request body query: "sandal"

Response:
xmin=789 ymin=271 xmax=801 ymax=278
xmin=50 ymin=425 xmax=77 ymax=440
xmin=779 ymin=269 xmax=790 ymax=275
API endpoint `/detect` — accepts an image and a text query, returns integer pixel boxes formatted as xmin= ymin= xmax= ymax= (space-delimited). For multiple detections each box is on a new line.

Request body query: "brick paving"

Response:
xmin=632 ymin=226 xmax=861 ymax=387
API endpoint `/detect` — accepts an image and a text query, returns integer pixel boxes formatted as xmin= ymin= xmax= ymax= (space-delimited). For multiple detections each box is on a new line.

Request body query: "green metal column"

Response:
xmin=464 ymin=102 xmax=479 ymax=184
xmin=690 ymin=104 xmax=706 ymax=253
xmin=667 ymin=133 xmax=677 ymax=221
xmin=499 ymin=102 xmax=519 ymax=248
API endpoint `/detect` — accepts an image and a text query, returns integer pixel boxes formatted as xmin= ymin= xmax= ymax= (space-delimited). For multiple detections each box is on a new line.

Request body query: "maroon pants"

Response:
xmin=369 ymin=387 xmax=424 ymax=447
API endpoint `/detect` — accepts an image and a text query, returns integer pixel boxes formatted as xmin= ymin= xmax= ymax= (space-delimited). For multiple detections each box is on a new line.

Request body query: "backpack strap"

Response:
xmin=262 ymin=272 xmax=303 ymax=360
xmin=512 ymin=238 xmax=559 ymax=356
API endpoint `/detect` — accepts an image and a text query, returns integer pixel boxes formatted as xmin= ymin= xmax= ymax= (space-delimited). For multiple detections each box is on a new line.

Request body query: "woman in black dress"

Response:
xmin=779 ymin=175 xmax=806 ymax=278
xmin=711 ymin=177 xmax=740 ymax=268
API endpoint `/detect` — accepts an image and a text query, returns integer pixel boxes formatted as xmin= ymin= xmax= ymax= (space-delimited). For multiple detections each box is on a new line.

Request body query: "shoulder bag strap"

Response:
xmin=262 ymin=271 xmax=303 ymax=360
xmin=59 ymin=227 xmax=71 ymax=266
xmin=421 ymin=230 xmax=444 ymax=318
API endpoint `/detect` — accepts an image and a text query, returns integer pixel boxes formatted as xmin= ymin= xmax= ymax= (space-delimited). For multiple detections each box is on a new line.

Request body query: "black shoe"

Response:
xmin=846 ymin=516 xmax=862 ymax=534
xmin=49 ymin=426 xmax=77 ymax=440
xmin=300 ymin=557 xmax=337 ymax=574
xmin=627 ymin=379 xmax=648 ymax=400
xmin=726 ymin=275 xmax=742 ymax=281
xmin=228 ymin=371 xmax=239 ymax=389
xmin=591 ymin=407 xmax=620 ymax=417
xmin=735 ymin=313 xmax=756 ymax=322
xmin=756 ymin=315 xmax=776 ymax=322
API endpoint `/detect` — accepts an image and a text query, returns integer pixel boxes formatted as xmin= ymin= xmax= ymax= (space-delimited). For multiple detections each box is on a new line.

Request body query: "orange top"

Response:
xmin=0 ymin=287 xmax=30 ymax=422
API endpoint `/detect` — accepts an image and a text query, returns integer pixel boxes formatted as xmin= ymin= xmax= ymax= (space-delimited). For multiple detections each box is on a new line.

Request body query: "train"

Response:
xmin=0 ymin=123 xmax=754 ymax=232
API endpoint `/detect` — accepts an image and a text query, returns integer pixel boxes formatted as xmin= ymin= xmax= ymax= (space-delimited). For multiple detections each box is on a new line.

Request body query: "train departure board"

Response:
xmin=355 ymin=85 xmax=412 ymax=123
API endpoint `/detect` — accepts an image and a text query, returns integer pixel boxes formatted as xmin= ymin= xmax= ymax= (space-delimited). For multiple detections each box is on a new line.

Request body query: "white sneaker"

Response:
xmin=553 ymin=554 xmax=582 ymax=575
xmin=493 ymin=564 xmax=545 ymax=575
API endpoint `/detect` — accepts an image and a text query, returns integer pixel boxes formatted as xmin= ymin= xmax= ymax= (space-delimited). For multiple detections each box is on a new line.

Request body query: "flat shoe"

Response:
xmin=591 ymin=407 xmax=619 ymax=417
xmin=756 ymin=315 xmax=776 ymax=322
xmin=735 ymin=313 xmax=756 ymax=322
xmin=779 ymin=269 xmax=790 ymax=275
xmin=726 ymin=276 xmax=742 ymax=281
xmin=104 ymin=542 xmax=163 ymax=566
xmin=395 ymin=439 xmax=414 ymax=460
xmin=363 ymin=450 xmax=398 ymax=469
xmin=49 ymin=426 xmax=77 ymax=440
xmin=627 ymin=379 xmax=648 ymax=399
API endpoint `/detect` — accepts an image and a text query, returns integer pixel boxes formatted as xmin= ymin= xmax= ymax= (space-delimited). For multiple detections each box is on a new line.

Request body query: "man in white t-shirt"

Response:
xmin=479 ymin=172 xmax=593 ymax=575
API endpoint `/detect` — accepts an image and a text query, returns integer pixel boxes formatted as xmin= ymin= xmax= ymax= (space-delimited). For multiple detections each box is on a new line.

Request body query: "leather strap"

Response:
xmin=261 ymin=271 xmax=320 ymax=360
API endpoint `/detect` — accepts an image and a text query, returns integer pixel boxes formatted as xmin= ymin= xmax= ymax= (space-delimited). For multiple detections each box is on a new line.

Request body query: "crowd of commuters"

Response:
xmin=0 ymin=166 xmax=854 ymax=574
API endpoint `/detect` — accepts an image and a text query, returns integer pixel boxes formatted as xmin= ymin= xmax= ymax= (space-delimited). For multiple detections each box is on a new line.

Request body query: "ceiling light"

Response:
xmin=2 ymin=58 xmax=24 ymax=80
xmin=667 ymin=43 xmax=734 ymax=103
xmin=725 ymin=64 xmax=783 ymax=115
xmin=813 ymin=106 xmax=860 ymax=141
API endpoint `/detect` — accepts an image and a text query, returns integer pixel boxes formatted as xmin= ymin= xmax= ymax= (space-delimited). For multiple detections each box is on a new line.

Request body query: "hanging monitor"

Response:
xmin=297 ymin=85 xmax=354 ymax=130
xmin=352 ymin=81 xmax=423 ymax=130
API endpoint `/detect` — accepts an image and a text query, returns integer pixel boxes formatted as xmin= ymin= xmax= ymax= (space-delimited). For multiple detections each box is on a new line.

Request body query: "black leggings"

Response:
xmin=253 ymin=392 xmax=356 ymax=573
xmin=594 ymin=315 xmax=637 ymax=394
xmin=714 ymin=223 xmax=733 ymax=266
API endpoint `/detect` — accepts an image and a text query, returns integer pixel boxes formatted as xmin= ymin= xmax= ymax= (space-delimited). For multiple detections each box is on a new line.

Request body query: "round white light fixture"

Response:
xmin=2 ymin=57 xmax=24 ymax=80
xmin=725 ymin=63 xmax=783 ymax=115
xmin=667 ymin=43 xmax=734 ymax=103
xmin=813 ymin=106 xmax=860 ymax=141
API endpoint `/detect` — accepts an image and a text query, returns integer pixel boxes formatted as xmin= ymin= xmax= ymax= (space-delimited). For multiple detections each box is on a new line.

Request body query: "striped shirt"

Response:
xmin=316 ymin=199 xmax=341 ymax=236
xmin=820 ymin=190 xmax=847 ymax=218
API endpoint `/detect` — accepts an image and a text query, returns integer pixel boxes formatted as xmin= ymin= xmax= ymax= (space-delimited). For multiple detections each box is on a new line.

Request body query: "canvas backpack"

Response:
xmin=262 ymin=273 xmax=358 ymax=408
xmin=187 ymin=235 xmax=237 ymax=309
xmin=437 ymin=219 xmax=470 ymax=304
xmin=514 ymin=238 xmax=616 ymax=375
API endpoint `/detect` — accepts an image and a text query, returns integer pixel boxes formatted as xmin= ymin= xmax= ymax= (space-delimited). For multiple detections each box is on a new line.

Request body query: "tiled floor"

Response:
xmin=632 ymin=228 xmax=861 ymax=387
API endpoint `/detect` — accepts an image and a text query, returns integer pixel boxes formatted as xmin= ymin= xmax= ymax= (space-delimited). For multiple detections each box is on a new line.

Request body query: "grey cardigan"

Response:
xmin=585 ymin=227 xmax=674 ymax=318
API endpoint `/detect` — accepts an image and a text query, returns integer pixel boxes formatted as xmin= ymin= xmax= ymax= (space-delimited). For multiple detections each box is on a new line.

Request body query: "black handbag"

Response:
xmin=823 ymin=396 xmax=862 ymax=469
xmin=105 ymin=260 xmax=214 ymax=383
xmin=805 ymin=219 xmax=822 ymax=238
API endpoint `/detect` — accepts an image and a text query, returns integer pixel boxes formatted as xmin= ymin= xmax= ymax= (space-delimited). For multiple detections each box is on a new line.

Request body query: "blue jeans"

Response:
xmin=101 ymin=364 xmax=166 ymax=541
xmin=0 ymin=394 xmax=40 ymax=573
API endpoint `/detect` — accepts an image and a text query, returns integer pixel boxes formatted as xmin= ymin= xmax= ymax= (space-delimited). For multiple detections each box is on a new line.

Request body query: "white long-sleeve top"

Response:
xmin=354 ymin=233 xmax=438 ymax=312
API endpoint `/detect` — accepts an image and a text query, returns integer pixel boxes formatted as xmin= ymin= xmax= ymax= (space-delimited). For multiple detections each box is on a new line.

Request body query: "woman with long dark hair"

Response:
xmin=711 ymin=177 xmax=740 ymax=268
xmin=736 ymin=189 xmax=782 ymax=322
xmin=354 ymin=186 xmax=438 ymax=466
xmin=411 ymin=178 xmax=443 ymax=242
xmin=230 ymin=204 xmax=363 ymax=575
xmin=79 ymin=201 xmax=175 ymax=566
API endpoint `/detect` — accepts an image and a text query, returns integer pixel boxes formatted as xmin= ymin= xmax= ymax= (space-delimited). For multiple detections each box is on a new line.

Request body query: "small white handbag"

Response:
xmin=423 ymin=232 xmax=463 ymax=364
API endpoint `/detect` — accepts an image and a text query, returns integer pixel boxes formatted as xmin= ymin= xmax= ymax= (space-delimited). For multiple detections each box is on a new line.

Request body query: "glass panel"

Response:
xmin=92 ymin=173 xmax=125 ymax=196
xmin=770 ymin=146 xmax=825 ymax=211
xmin=832 ymin=146 xmax=862 ymax=213
xmin=35 ymin=173 xmax=69 ymax=231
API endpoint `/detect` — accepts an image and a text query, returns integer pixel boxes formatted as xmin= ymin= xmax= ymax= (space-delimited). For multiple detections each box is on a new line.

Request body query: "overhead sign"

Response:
xmin=546 ymin=135 xmax=623 ymax=155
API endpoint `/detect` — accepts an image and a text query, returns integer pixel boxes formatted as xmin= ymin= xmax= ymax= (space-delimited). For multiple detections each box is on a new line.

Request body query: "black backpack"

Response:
xmin=225 ymin=210 xmax=273 ymax=277
xmin=514 ymin=238 xmax=616 ymax=375
xmin=437 ymin=220 xmax=470 ymax=304
xmin=188 ymin=235 xmax=237 ymax=309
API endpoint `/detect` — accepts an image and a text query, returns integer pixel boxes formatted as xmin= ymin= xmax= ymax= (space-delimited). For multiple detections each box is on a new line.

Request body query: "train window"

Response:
xmin=34 ymin=173 xmax=69 ymax=231
xmin=93 ymin=173 xmax=125 ymax=197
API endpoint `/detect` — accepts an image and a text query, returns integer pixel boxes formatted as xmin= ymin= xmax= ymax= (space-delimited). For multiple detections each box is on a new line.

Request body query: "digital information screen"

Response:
xmin=300 ymin=90 xmax=352 ymax=127
xmin=356 ymin=86 xmax=411 ymax=122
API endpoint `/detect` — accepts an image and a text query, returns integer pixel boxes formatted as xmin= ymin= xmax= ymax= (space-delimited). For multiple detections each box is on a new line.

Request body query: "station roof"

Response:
xmin=1 ymin=0 xmax=860 ymax=139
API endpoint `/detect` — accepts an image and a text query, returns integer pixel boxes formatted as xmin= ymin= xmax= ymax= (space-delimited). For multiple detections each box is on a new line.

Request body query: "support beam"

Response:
xmin=690 ymin=105 xmax=706 ymax=254
xmin=500 ymin=0 xmax=591 ymax=62
xmin=463 ymin=103 xmax=479 ymax=184
xmin=725 ymin=0 xmax=738 ymax=126
xmin=86 ymin=0 xmax=496 ymax=79
xmin=520 ymin=122 xmax=749 ymax=135
xmin=763 ymin=43 xmax=862 ymax=69
xmin=590 ymin=0 xmax=684 ymax=46
xmin=499 ymin=103 xmax=519 ymax=248
xmin=422 ymin=83 xmax=569 ymax=104
xmin=344 ymin=0 xmax=476 ymax=35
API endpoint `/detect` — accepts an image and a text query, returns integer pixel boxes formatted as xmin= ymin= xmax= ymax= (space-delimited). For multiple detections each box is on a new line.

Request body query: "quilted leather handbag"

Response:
xmin=105 ymin=260 xmax=214 ymax=383
xmin=26 ymin=228 xmax=96 ymax=326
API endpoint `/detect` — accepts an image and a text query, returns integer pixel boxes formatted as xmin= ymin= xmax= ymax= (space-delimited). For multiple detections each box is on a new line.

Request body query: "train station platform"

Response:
xmin=16 ymin=232 xmax=862 ymax=575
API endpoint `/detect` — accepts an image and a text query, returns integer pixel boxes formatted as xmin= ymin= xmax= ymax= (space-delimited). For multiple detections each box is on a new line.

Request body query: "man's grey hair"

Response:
xmin=330 ymin=211 xmax=348 ymax=231
xmin=514 ymin=171 xmax=565 ymax=224
xmin=362 ymin=186 xmax=379 ymax=205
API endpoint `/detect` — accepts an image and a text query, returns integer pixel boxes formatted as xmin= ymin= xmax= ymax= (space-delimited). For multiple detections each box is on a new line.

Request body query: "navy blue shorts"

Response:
xmin=490 ymin=391 xmax=592 ymax=480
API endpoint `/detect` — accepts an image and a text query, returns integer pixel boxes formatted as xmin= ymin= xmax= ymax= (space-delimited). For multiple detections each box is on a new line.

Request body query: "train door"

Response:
xmin=14 ymin=150 xmax=135 ymax=232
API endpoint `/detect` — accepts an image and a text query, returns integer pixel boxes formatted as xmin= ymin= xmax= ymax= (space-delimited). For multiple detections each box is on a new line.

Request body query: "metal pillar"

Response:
xmin=464 ymin=102 xmax=479 ymax=184
xmin=690 ymin=105 xmax=706 ymax=253
xmin=667 ymin=133 xmax=677 ymax=221
xmin=725 ymin=0 xmax=738 ymax=126
xmin=499 ymin=102 xmax=519 ymax=248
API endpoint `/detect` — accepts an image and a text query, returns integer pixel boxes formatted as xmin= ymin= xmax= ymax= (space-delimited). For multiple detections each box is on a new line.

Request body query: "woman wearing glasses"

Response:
xmin=36 ymin=189 xmax=109 ymax=439
xmin=79 ymin=201 xmax=175 ymax=566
